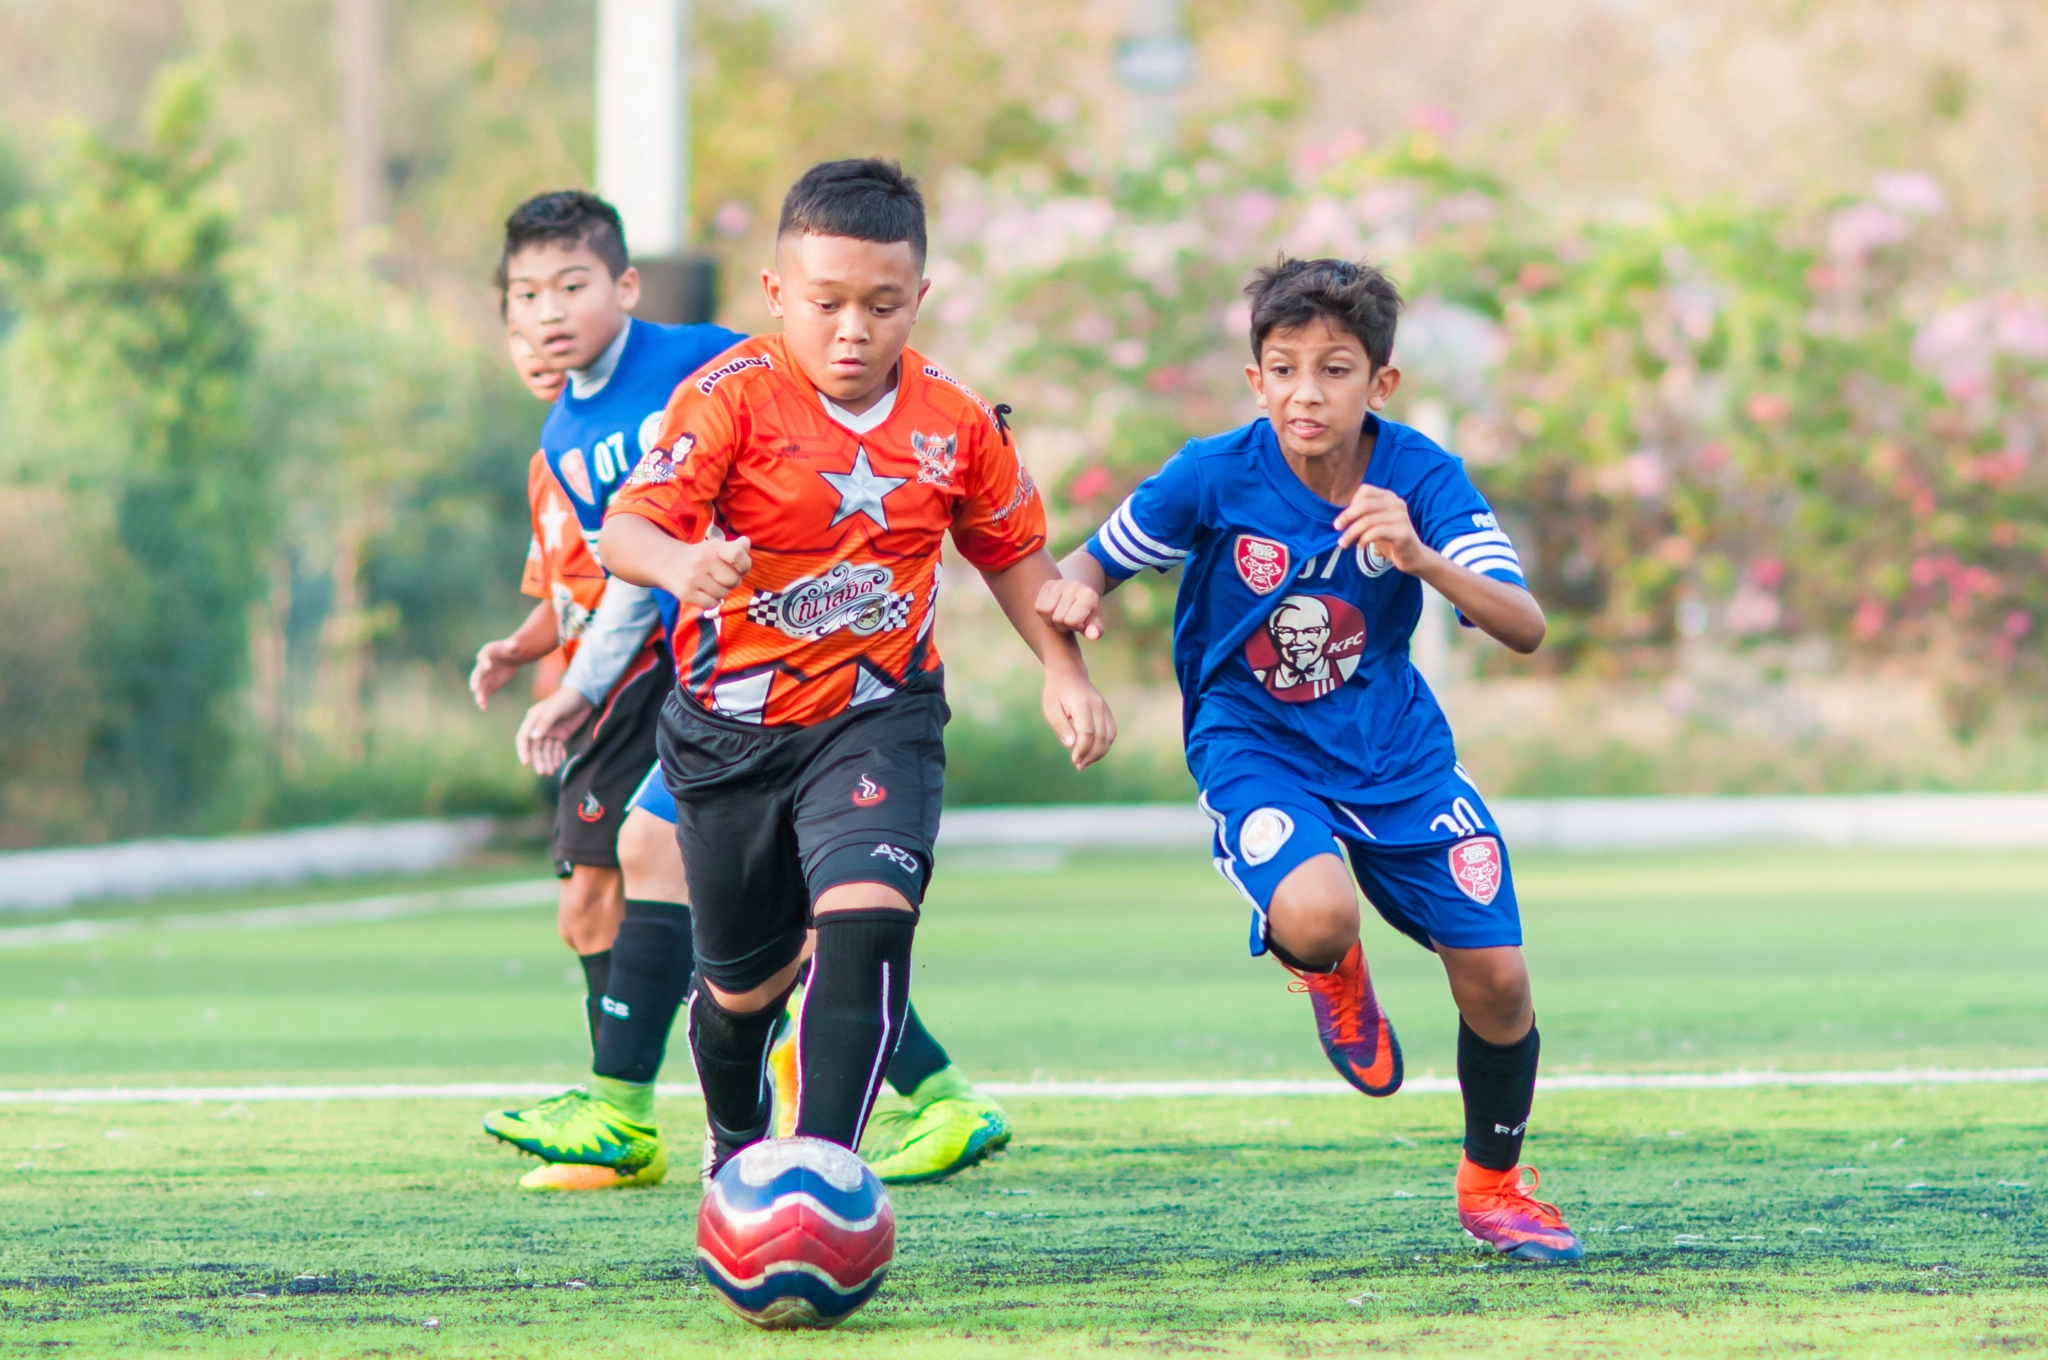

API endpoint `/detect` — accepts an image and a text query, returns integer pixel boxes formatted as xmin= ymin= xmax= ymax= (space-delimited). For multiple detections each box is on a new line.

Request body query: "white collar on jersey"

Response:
xmin=568 ymin=317 xmax=633 ymax=400
xmin=818 ymin=370 xmax=900 ymax=434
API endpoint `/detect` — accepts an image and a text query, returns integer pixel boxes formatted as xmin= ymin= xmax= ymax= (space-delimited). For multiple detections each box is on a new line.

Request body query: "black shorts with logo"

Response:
xmin=551 ymin=649 xmax=674 ymax=876
xmin=657 ymin=674 xmax=947 ymax=993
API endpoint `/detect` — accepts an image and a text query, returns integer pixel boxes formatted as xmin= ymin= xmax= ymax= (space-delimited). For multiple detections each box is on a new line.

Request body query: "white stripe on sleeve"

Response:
xmin=1091 ymin=523 xmax=1150 ymax=575
xmin=1102 ymin=509 xmax=1181 ymax=570
xmin=1440 ymin=528 xmax=1515 ymax=559
xmin=1113 ymin=502 xmax=1188 ymax=562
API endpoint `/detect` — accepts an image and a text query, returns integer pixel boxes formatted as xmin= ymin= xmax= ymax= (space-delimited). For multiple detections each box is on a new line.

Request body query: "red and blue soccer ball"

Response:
xmin=696 ymin=1136 xmax=895 ymax=1329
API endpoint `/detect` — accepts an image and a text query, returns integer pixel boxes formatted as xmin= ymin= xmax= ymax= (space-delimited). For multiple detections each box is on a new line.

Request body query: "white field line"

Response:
xmin=0 ymin=879 xmax=558 ymax=952
xmin=3 ymin=1068 xmax=2046 ymax=1106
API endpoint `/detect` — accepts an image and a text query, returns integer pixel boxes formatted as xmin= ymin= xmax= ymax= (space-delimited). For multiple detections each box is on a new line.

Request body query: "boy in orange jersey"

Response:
xmin=601 ymin=160 xmax=1115 ymax=1172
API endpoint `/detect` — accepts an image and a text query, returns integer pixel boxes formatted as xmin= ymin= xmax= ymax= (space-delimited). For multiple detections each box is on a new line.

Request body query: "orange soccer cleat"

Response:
xmin=1455 ymin=1156 xmax=1583 ymax=1261
xmin=1283 ymin=941 xmax=1403 ymax=1096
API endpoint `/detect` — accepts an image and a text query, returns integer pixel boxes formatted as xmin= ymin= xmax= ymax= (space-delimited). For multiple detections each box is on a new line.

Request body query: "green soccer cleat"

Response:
xmin=860 ymin=1066 xmax=1011 ymax=1185
xmin=482 ymin=1087 xmax=666 ymax=1188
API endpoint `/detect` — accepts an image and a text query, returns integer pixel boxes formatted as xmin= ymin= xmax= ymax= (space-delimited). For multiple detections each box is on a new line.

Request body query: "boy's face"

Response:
xmin=762 ymin=232 xmax=928 ymax=407
xmin=503 ymin=239 xmax=639 ymax=373
xmin=507 ymin=327 xmax=566 ymax=403
xmin=1245 ymin=317 xmax=1401 ymax=461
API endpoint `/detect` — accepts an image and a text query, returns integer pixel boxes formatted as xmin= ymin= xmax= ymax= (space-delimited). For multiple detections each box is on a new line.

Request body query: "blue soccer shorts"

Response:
xmin=627 ymin=762 xmax=676 ymax=824
xmin=1198 ymin=760 xmax=1521 ymax=956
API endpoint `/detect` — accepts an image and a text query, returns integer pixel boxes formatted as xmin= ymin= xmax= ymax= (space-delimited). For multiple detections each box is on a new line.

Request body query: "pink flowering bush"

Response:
xmin=929 ymin=130 xmax=2048 ymax=728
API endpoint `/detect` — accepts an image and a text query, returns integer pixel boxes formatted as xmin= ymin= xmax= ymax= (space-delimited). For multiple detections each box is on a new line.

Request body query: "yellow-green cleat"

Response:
xmin=861 ymin=1066 xmax=1011 ymax=1184
xmin=768 ymin=985 xmax=805 ymax=1140
xmin=482 ymin=1087 xmax=666 ymax=1189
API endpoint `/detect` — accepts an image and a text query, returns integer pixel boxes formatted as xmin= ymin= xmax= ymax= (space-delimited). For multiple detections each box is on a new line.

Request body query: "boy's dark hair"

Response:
xmin=777 ymin=158 xmax=926 ymax=263
xmin=1245 ymin=258 xmax=1402 ymax=368
xmin=495 ymin=190 xmax=630 ymax=291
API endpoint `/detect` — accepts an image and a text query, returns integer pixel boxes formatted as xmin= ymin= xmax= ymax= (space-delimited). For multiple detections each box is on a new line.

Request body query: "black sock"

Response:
xmin=578 ymin=950 xmax=612 ymax=1047
xmin=688 ymin=981 xmax=792 ymax=1146
xmin=1458 ymin=1017 xmax=1540 ymax=1171
xmin=794 ymin=912 xmax=914 ymax=1148
xmin=885 ymin=1002 xmax=950 ymax=1096
xmin=592 ymin=900 xmax=695 ymax=1084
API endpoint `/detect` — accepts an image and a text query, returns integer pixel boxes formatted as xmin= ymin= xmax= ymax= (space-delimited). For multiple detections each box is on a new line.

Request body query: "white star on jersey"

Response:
xmin=820 ymin=446 xmax=907 ymax=530
xmin=540 ymin=492 xmax=570 ymax=551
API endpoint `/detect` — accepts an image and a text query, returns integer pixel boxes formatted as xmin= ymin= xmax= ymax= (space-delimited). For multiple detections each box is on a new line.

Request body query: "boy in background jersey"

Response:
xmin=469 ymin=191 xmax=743 ymax=1187
xmin=601 ymin=159 xmax=1114 ymax=1175
xmin=1037 ymin=258 xmax=1582 ymax=1262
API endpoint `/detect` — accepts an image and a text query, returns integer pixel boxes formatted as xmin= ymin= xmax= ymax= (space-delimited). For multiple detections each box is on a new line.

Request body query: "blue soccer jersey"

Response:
xmin=1084 ymin=413 xmax=1526 ymax=806
xmin=538 ymin=317 xmax=747 ymax=554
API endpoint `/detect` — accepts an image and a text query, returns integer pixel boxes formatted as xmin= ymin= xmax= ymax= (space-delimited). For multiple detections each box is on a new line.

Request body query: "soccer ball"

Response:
xmin=696 ymin=1136 xmax=895 ymax=1329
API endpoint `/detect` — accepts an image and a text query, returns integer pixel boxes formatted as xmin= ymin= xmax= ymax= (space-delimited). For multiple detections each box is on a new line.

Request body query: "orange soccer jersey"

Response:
xmin=605 ymin=334 xmax=1046 ymax=727
xmin=519 ymin=452 xmax=661 ymax=680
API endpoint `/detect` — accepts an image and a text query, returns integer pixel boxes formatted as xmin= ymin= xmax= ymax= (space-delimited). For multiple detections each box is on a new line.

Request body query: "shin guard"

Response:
xmin=793 ymin=912 xmax=914 ymax=1148
xmin=1458 ymin=1017 xmax=1541 ymax=1172
xmin=593 ymin=900 xmax=695 ymax=1084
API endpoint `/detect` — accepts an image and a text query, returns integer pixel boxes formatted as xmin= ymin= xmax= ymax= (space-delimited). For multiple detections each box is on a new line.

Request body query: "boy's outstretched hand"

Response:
xmin=1035 ymin=577 xmax=1106 ymax=640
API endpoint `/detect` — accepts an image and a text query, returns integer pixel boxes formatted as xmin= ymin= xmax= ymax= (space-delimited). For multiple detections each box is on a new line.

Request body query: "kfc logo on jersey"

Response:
xmin=1235 ymin=535 xmax=1292 ymax=594
xmin=556 ymin=447 xmax=595 ymax=503
xmin=626 ymin=432 xmax=693 ymax=487
xmin=911 ymin=430 xmax=957 ymax=486
xmin=1448 ymin=836 xmax=1504 ymax=905
xmin=746 ymin=562 xmax=914 ymax=640
xmin=852 ymin=775 xmax=888 ymax=807
xmin=1244 ymin=594 xmax=1366 ymax=703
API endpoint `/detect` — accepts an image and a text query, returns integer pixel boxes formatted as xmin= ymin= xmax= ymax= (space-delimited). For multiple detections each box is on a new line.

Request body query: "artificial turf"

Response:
xmin=0 ymin=848 xmax=2044 ymax=1355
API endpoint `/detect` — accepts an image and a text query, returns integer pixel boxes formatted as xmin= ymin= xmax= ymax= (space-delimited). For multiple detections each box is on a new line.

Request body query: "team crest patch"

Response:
xmin=549 ymin=582 xmax=593 ymax=642
xmin=577 ymin=792 xmax=605 ymax=823
xmin=1244 ymin=593 xmax=1366 ymax=703
xmin=1235 ymin=535 xmax=1292 ymax=595
xmin=1239 ymin=807 xmax=1295 ymax=866
xmin=1448 ymin=836 xmax=1504 ymax=905
xmin=852 ymin=775 xmax=887 ymax=807
xmin=1359 ymin=541 xmax=1395 ymax=577
xmin=556 ymin=448 xmax=595 ymax=503
xmin=911 ymin=430 xmax=957 ymax=486
xmin=626 ymin=432 xmax=693 ymax=487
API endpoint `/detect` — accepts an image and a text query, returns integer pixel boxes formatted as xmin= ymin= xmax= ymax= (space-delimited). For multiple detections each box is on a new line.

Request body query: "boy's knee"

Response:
xmin=1266 ymin=856 xmax=1360 ymax=966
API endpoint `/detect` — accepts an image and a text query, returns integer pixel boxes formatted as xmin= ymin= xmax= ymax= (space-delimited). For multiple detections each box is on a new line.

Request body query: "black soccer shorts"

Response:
xmin=656 ymin=676 xmax=947 ymax=994
xmin=551 ymin=649 xmax=674 ymax=876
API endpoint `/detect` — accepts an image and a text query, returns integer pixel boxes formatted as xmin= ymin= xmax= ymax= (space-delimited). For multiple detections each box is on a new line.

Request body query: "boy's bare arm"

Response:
xmin=598 ymin=514 xmax=753 ymax=609
xmin=1334 ymin=485 xmax=1545 ymax=654
xmin=1034 ymin=548 xmax=1115 ymax=641
xmin=979 ymin=549 xmax=1117 ymax=769
xmin=471 ymin=600 xmax=558 ymax=709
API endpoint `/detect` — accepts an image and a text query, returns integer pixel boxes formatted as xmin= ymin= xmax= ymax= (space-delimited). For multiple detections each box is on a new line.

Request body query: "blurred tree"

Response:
xmin=0 ymin=65 xmax=266 ymax=833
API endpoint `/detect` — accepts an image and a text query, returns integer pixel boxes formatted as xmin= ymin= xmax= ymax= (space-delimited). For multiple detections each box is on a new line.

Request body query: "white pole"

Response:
xmin=595 ymin=0 xmax=686 ymax=257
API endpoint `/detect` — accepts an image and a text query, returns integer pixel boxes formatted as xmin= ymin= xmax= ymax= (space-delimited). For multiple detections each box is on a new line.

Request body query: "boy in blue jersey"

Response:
xmin=471 ymin=191 xmax=744 ymax=1188
xmin=1037 ymin=258 xmax=1581 ymax=1261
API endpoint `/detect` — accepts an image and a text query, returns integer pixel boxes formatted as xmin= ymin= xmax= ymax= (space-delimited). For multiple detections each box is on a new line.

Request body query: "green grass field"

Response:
xmin=2 ymin=849 xmax=2045 ymax=1356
